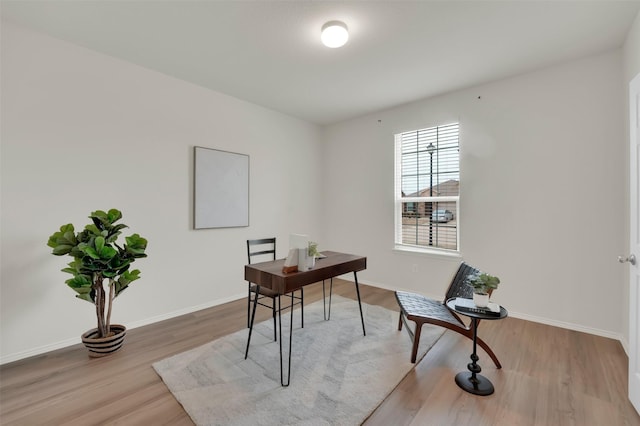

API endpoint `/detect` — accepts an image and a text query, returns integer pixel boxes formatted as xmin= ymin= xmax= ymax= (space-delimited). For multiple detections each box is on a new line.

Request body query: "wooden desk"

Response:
xmin=244 ymin=251 xmax=367 ymax=386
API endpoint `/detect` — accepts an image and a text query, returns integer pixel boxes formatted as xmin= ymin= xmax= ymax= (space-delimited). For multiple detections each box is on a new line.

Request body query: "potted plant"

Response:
xmin=464 ymin=272 xmax=500 ymax=307
xmin=307 ymin=241 xmax=320 ymax=269
xmin=47 ymin=209 xmax=148 ymax=357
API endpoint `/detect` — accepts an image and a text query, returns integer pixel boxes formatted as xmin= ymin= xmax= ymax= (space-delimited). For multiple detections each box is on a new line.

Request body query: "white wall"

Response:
xmin=322 ymin=50 xmax=626 ymax=339
xmin=625 ymin=12 xmax=640 ymax=82
xmin=0 ymin=20 xmax=322 ymax=363
xmin=2 ymin=14 xmax=636 ymax=364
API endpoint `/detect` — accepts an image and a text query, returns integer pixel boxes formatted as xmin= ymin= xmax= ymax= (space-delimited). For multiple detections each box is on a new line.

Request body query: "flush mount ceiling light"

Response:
xmin=321 ymin=21 xmax=349 ymax=48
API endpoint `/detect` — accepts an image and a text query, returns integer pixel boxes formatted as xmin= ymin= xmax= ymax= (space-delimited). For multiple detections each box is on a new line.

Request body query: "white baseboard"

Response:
xmin=0 ymin=336 xmax=83 ymax=365
xmin=1 ymin=279 xmax=628 ymax=365
xmin=0 ymin=292 xmax=246 ymax=366
xmin=125 ymin=292 xmax=246 ymax=331
xmin=621 ymin=337 xmax=630 ymax=356
xmin=342 ymin=276 xmax=626 ymax=346
xmin=507 ymin=311 xmax=623 ymax=342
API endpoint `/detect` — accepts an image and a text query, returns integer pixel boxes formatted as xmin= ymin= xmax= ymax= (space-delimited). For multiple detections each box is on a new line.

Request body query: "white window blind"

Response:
xmin=394 ymin=123 xmax=460 ymax=251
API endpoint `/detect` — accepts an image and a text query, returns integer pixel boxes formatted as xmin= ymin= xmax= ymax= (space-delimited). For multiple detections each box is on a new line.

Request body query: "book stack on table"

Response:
xmin=454 ymin=297 xmax=502 ymax=317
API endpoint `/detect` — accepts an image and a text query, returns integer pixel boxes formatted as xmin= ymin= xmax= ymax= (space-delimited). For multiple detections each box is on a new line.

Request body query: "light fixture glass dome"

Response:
xmin=321 ymin=21 xmax=349 ymax=48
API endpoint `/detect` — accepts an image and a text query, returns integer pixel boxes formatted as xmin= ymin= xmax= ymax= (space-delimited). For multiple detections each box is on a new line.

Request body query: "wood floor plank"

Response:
xmin=1 ymin=280 xmax=638 ymax=425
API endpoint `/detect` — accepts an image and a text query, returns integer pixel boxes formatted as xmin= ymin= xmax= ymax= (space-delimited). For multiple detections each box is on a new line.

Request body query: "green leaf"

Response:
xmin=66 ymin=275 xmax=92 ymax=289
xmin=83 ymin=247 xmax=100 ymax=260
xmin=67 ymin=279 xmax=94 ymax=302
xmin=100 ymin=245 xmax=117 ymax=260
xmin=47 ymin=224 xmax=76 ymax=249
xmin=90 ymin=210 xmax=108 ymax=221
xmin=105 ymin=224 xmax=128 ymax=244
xmin=60 ymin=224 xmax=75 ymax=233
xmin=69 ymin=245 xmax=84 ymax=258
xmin=84 ymin=224 xmax=102 ymax=236
xmin=95 ymin=236 xmax=105 ymax=253
xmin=107 ymin=209 xmax=122 ymax=223
xmin=61 ymin=267 xmax=76 ymax=275
xmin=52 ymin=245 xmax=73 ymax=256
xmin=75 ymin=293 xmax=94 ymax=303
xmin=109 ymin=257 xmax=131 ymax=272
xmin=113 ymin=269 xmax=141 ymax=297
xmin=125 ymin=234 xmax=147 ymax=256
xmin=90 ymin=209 xmax=122 ymax=227
xmin=61 ymin=231 xmax=77 ymax=245
xmin=123 ymin=269 xmax=141 ymax=281
xmin=103 ymin=270 xmax=117 ymax=278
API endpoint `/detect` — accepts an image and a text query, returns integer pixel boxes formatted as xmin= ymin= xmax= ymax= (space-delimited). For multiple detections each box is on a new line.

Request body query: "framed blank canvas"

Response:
xmin=194 ymin=146 xmax=249 ymax=229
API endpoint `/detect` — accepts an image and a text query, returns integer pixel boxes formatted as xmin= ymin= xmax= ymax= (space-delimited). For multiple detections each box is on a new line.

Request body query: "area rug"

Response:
xmin=153 ymin=295 xmax=444 ymax=426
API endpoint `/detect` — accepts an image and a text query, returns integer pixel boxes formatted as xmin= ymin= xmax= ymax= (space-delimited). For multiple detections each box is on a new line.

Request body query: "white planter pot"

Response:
xmin=307 ymin=255 xmax=316 ymax=270
xmin=473 ymin=292 xmax=489 ymax=308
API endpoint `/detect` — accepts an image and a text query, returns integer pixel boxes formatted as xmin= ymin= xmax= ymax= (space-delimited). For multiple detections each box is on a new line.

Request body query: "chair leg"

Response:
xmin=410 ymin=322 xmax=423 ymax=363
xmin=398 ymin=311 xmax=404 ymax=331
xmin=247 ymin=284 xmax=251 ymax=328
xmin=245 ymin=285 xmax=260 ymax=360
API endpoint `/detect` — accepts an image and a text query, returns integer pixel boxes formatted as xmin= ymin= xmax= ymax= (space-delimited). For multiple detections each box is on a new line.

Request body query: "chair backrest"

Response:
xmin=444 ymin=262 xmax=482 ymax=301
xmin=247 ymin=238 xmax=276 ymax=265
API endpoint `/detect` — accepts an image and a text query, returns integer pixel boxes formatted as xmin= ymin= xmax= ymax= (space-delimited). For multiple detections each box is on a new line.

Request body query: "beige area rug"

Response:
xmin=153 ymin=295 xmax=444 ymax=426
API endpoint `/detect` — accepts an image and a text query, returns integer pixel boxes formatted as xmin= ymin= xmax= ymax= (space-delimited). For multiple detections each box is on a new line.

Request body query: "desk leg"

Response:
xmin=353 ymin=272 xmax=366 ymax=336
xmin=278 ymin=293 xmax=294 ymax=387
xmin=244 ymin=285 xmax=260 ymax=360
xmin=322 ymin=278 xmax=333 ymax=321
xmin=454 ymin=317 xmax=494 ymax=395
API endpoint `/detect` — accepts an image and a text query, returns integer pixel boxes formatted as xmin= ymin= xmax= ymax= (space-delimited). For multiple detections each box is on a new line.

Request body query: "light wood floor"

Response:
xmin=1 ymin=280 xmax=638 ymax=426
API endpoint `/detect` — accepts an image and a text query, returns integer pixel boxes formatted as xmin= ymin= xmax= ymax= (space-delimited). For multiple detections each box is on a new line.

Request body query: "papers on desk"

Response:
xmin=283 ymin=234 xmax=326 ymax=271
xmin=454 ymin=297 xmax=501 ymax=317
xmin=284 ymin=248 xmax=298 ymax=267
xmin=289 ymin=234 xmax=308 ymax=250
xmin=282 ymin=248 xmax=299 ymax=273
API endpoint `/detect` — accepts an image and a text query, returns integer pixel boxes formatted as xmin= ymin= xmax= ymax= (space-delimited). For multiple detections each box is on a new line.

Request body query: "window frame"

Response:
xmin=394 ymin=123 xmax=460 ymax=255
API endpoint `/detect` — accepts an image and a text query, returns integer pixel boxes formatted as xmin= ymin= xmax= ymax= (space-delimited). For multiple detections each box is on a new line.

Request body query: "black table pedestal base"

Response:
xmin=455 ymin=371 xmax=494 ymax=396
xmin=445 ymin=298 xmax=507 ymax=397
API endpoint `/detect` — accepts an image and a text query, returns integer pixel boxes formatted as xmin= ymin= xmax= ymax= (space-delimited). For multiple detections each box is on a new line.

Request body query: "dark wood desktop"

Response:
xmin=244 ymin=250 xmax=367 ymax=386
xmin=244 ymin=250 xmax=366 ymax=294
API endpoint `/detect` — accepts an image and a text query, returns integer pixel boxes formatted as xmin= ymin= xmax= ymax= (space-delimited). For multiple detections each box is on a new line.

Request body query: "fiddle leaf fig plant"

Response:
xmin=464 ymin=272 xmax=500 ymax=295
xmin=47 ymin=209 xmax=148 ymax=338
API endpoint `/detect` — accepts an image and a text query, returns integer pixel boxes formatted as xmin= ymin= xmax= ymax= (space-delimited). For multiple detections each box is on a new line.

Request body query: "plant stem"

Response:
xmin=106 ymin=279 xmax=114 ymax=334
xmin=93 ymin=273 xmax=107 ymax=338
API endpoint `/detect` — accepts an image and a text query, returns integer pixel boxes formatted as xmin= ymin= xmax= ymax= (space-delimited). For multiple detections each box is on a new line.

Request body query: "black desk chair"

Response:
xmin=247 ymin=238 xmax=304 ymax=341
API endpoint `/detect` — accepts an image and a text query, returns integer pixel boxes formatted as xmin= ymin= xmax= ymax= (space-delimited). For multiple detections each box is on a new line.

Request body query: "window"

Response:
xmin=394 ymin=123 xmax=460 ymax=252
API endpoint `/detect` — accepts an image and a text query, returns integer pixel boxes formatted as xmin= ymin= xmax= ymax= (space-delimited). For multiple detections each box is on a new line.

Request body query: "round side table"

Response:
xmin=446 ymin=298 xmax=508 ymax=396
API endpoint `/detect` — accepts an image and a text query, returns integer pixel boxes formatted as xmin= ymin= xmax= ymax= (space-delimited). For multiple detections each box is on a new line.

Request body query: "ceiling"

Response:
xmin=2 ymin=1 xmax=640 ymax=125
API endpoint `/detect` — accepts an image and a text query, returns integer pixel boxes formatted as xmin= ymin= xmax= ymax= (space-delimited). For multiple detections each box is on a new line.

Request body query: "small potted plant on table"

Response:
xmin=47 ymin=209 xmax=148 ymax=357
xmin=464 ymin=272 xmax=500 ymax=307
xmin=307 ymin=241 xmax=320 ymax=269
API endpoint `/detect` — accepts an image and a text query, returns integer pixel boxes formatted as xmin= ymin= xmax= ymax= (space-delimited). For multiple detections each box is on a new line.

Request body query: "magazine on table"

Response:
xmin=454 ymin=297 xmax=501 ymax=316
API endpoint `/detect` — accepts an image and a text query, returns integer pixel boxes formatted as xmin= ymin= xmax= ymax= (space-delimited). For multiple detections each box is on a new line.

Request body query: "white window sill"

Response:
xmin=393 ymin=244 xmax=462 ymax=261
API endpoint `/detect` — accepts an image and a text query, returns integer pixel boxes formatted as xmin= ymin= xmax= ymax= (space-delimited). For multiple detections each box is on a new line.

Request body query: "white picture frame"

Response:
xmin=194 ymin=146 xmax=249 ymax=229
